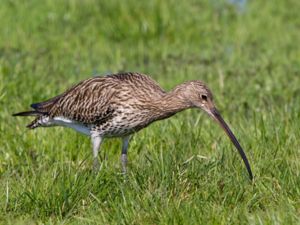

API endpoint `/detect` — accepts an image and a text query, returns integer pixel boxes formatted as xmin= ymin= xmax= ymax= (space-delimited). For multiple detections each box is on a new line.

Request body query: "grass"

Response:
xmin=1 ymin=0 xmax=300 ymax=224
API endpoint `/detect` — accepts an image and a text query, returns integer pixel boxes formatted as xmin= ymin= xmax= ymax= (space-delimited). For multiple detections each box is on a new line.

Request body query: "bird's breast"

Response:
xmin=94 ymin=106 xmax=157 ymax=137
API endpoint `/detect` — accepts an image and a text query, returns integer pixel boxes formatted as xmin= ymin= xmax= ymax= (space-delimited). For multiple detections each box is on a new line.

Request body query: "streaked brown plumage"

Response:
xmin=13 ymin=72 xmax=253 ymax=180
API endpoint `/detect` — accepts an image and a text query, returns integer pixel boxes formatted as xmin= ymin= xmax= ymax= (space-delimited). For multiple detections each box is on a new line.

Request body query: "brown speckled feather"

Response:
xmin=34 ymin=72 xmax=166 ymax=124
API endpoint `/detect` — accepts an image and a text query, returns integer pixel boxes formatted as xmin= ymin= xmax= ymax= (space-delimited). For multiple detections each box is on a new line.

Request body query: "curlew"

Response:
xmin=13 ymin=72 xmax=253 ymax=180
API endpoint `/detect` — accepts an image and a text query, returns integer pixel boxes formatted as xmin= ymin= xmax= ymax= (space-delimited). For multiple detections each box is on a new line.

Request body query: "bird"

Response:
xmin=13 ymin=72 xmax=253 ymax=180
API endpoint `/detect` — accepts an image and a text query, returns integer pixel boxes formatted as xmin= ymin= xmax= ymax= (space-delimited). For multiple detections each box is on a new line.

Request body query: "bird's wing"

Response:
xmin=31 ymin=72 xmax=165 ymax=124
xmin=107 ymin=72 xmax=166 ymax=98
xmin=36 ymin=76 xmax=117 ymax=124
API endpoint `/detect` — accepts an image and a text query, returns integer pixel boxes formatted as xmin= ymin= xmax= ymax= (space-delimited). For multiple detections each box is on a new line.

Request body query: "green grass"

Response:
xmin=1 ymin=0 xmax=300 ymax=224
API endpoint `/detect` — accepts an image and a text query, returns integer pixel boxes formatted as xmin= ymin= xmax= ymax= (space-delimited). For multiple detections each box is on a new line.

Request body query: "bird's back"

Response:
xmin=30 ymin=72 xmax=166 ymax=127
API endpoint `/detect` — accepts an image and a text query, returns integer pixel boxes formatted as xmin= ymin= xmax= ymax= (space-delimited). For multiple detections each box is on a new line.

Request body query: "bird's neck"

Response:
xmin=152 ymin=88 xmax=192 ymax=120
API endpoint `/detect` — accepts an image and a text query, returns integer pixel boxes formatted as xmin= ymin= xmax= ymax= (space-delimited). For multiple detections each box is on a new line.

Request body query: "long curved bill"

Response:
xmin=210 ymin=107 xmax=253 ymax=180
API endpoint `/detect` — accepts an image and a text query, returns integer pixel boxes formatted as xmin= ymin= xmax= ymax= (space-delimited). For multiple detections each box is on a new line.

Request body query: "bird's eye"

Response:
xmin=201 ymin=94 xmax=208 ymax=101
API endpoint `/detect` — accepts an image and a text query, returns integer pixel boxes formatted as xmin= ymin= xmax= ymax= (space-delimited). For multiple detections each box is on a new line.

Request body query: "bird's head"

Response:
xmin=180 ymin=81 xmax=215 ymax=114
xmin=177 ymin=81 xmax=253 ymax=180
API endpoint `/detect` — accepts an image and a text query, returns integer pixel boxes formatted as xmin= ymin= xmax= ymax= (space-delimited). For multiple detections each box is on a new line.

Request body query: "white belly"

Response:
xmin=52 ymin=116 xmax=91 ymax=135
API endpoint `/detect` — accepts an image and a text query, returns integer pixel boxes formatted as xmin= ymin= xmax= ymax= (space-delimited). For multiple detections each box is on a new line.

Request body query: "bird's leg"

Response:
xmin=91 ymin=135 xmax=102 ymax=171
xmin=121 ymin=136 xmax=130 ymax=173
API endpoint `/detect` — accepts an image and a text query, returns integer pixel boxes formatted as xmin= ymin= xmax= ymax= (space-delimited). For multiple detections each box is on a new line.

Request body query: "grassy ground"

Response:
xmin=1 ymin=0 xmax=300 ymax=224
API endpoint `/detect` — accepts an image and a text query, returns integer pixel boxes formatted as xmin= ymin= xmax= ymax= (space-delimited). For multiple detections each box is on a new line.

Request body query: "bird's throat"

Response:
xmin=153 ymin=92 xmax=192 ymax=121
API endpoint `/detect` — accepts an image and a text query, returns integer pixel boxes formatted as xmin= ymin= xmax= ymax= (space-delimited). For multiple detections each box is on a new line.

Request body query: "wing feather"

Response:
xmin=31 ymin=72 xmax=166 ymax=124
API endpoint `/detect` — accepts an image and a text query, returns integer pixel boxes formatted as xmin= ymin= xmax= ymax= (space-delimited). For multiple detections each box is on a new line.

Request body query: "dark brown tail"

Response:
xmin=26 ymin=118 xmax=41 ymax=129
xmin=12 ymin=111 xmax=45 ymax=117
xmin=13 ymin=111 xmax=47 ymax=129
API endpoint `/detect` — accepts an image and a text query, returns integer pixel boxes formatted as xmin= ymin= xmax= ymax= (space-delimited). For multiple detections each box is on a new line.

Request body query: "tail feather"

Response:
xmin=26 ymin=118 xmax=40 ymax=129
xmin=12 ymin=111 xmax=45 ymax=117
xmin=30 ymin=103 xmax=41 ymax=110
xmin=31 ymin=94 xmax=62 ymax=111
xmin=13 ymin=110 xmax=47 ymax=129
